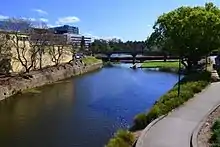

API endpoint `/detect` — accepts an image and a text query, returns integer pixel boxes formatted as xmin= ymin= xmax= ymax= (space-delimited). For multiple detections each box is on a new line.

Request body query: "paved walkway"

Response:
xmin=136 ymin=82 xmax=220 ymax=147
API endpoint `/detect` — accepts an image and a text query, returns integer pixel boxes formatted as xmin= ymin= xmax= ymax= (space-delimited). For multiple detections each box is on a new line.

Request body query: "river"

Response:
xmin=0 ymin=64 xmax=179 ymax=147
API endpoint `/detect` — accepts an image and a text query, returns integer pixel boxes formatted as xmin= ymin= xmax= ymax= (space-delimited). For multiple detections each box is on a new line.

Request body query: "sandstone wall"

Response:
xmin=11 ymin=44 xmax=73 ymax=72
xmin=0 ymin=61 xmax=102 ymax=101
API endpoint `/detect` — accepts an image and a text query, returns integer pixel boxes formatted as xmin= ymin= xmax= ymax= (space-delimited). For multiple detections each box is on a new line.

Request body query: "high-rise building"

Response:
xmin=50 ymin=25 xmax=91 ymax=49
xmin=51 ymin=25 xmax=79 ymax=35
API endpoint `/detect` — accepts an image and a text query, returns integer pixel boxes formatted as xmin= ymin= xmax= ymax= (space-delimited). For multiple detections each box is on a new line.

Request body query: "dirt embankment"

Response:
xmin=0 ymin=61 xmax=103 ymax=101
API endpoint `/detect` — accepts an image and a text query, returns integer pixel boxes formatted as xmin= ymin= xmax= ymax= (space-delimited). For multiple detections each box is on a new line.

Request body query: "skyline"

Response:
xmin=0 ymin=0 xmax=218 ymax=41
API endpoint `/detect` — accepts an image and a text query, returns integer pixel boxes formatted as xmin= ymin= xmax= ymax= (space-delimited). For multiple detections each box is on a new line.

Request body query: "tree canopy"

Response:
xmin=90 ymin=38 xmax=147 ymax=55
xmin=148 ymin=2 xmax=220 ymax=69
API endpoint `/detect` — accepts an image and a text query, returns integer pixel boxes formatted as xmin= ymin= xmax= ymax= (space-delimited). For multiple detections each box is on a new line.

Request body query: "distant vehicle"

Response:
xmin=76 ymin=55 xmax=80 ymax=59
xmin=75 ymin=53 xmax=84 ymax=59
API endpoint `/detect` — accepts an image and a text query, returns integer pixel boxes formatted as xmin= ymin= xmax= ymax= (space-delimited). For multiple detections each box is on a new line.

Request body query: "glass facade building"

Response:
xmin=51 ymin=25 xmax=79 ymax=35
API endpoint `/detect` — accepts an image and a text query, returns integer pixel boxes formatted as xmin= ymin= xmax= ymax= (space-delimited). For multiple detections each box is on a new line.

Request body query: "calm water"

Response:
xmin=0 ymin=64 xmax=179 ymax=147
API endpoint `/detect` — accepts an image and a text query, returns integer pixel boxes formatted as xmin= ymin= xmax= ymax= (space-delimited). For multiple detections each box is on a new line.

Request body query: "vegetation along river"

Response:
xmin=0 ymin=63 xmax=179 ymax=147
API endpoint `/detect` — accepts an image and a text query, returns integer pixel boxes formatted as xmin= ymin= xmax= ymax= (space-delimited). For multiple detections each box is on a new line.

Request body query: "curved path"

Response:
xmin=136 ymin=82 xmax=220 ymax=147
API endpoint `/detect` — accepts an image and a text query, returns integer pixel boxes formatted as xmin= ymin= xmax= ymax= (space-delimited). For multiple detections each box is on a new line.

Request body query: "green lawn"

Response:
xmin=82 ymin=56 xmax=101 ymax=65
xmin=141 ymin=61 xmax=181 ymax=69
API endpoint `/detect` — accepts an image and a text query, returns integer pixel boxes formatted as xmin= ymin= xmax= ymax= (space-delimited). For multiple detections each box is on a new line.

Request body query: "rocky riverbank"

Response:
xmin=0 ymin=61 xmax=103 ymax=101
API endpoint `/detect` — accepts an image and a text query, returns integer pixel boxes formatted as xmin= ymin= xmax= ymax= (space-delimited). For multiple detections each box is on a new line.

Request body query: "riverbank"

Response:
xmin=0 ymin=59 xmax=102 ymax=101
xmin=106 ymin=62 xmax=212 ymax=147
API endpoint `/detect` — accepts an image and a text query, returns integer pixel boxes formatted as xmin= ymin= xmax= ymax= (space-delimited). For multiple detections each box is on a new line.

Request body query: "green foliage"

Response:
xmin=133 ymin=113 xmax=149 ymax=130
xmin=132 ymin=71 xmax=211 ymax=131
xmin=180 ymin=71 xmax=211 ymax=83
xmin=210 ymin=118 xmax=220 ymax=146
xmin=149 ymin=2 xmax=220 ymax=70
xmin=82 ymin=56 xmax=101 ymax=65
xmin=106 ymin=130 xmax=135 ymax=147
xmin=141 ymin=61 xmax=181 ymax=69
xmin=22 ymin=88 xmax=41 ymax=94
xmin=103 ymin=61 xmax=114 ymax=67
xmin=91 ymin=39 xmax=146 ymax=54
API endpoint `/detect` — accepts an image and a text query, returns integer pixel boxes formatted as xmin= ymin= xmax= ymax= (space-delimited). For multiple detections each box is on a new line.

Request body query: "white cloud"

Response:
xmin=56 ymin=16 xmax=80 ymax=25
xmin=39 ymin=18 xmax=48 ymax=22
xmin=47 ymin=24 xmax=56 ymax=28
xmin=147 ymin=24 xmax=152 ymax=27
xmin=32 ymin=9 xmax=48 ymax=15
xmin=30 ymin=18 xmax=36 ymax=21
xmin=0 ymin=15 xmax=9 ymax=20
xmin=21 ymin=17 xmax=36 ymax=22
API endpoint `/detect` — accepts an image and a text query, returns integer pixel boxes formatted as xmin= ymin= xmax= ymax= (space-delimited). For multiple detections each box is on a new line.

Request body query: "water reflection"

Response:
xmin=0 ymin=64 xmax=179 ymax=147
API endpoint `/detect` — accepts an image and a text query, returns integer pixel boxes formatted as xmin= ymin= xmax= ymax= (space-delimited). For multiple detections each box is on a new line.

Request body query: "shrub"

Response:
xmin=210 ymin=118 xmax=220 ymax=146
xmin=132 ymin=105 xmax=162 ymax=131
xmin=133 ymin=113 xmax=148 ymax=130
xmin=106 ymin=130 xmax=135 ymax=147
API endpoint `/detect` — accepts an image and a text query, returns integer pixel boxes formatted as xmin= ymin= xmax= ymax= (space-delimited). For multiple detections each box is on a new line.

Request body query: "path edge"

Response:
xmin=190 ymin=102 xmax=220 ymax=147
xmin=135 ymin=115 xmax=166 ymax=147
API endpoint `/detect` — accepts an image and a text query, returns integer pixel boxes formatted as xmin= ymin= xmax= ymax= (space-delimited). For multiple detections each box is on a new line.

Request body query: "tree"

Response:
xmin=47 ymin=33 xmax=69 ymax=66
xmin=147 ymin=4 xmax=220 ymax=97
xmin=91 ymin=39 xmax=146 ymax=55
xmin=5 ymin=18 xmax=41 ymax=73
xmin=30 ymin=22 xmax=50 ymax=70
xmin=150 ymin=2 xmax=220 ymax=70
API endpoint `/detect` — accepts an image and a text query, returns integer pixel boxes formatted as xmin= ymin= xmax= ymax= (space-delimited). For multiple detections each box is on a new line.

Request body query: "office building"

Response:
xmin=51 ymin=25 xmax=79 ymax=35
xmin=50 ymin=25 xmax=91 ymax=49
xmin=65 ymin=33 xmax=91 ymax=49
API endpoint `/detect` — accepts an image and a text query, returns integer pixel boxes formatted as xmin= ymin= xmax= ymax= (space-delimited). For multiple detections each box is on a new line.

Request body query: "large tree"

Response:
xmin=150 ymin=2 xmax=220 ymax=70
xmin=6 ymin=18 xmax=41 ymax=73
xmin=30 ymin=22 xmax=50 ymax=70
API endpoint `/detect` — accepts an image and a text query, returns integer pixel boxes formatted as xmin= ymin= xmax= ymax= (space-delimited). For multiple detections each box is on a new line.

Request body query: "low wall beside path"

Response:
xmin=0 ymin=61 xmax=103 ymax=101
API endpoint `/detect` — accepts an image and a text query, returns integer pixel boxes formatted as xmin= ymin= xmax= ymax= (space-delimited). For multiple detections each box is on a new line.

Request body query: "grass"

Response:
xmin=106 ymin=130 xmax=135 ymax=147
xmin=82 ymin=56 xmax=102 ymax=65
xmin=210 ymin=118 xmax=220 ymax=147
xmin=141 ymin=61 xmax=181 ymax=69
xmin=22 ymin=88 xmax=41 ymax=94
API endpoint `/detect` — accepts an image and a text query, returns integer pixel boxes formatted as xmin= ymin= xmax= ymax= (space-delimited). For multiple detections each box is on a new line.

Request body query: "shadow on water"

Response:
xmin=0 ymin=64 xmax=179 ymax=147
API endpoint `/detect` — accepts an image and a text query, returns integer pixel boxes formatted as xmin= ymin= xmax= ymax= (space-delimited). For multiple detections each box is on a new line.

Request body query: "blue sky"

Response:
xmin=0 ymin=0 xmax=218 ymax=41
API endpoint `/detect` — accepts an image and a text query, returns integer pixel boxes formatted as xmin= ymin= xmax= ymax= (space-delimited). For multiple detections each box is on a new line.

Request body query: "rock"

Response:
xmin=211 ymin=70 xmax=220 ymax=82
xmin=205 ymin=122 xmax=209 ymax=127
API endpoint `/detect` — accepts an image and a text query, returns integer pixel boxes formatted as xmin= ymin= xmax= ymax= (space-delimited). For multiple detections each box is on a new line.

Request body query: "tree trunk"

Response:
xmin=163 ymin=54 xmax=167 ymax=62
xmin=132 ymin=54 xmax=136 ymax=65
xmin=186 ymin=58 xmax=195 ymax=71
xmin=39 ymin=53 xmax=42 ymax=69
xmin=205 ymin=56 xmax=208 ymax=71
xmin=107 ymin=54 xmax=111 ymax=62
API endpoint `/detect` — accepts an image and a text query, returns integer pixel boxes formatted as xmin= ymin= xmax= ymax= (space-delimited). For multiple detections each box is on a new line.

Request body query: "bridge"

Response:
xmin=96 ymin=55 xmax=179 ymax=63
xmin=96 ymin=50 xmax=144 ymax=57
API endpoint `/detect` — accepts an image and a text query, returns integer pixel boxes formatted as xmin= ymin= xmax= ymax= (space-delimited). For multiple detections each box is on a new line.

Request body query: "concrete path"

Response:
xmin=136 ymin=82 xmax=220 ymax=147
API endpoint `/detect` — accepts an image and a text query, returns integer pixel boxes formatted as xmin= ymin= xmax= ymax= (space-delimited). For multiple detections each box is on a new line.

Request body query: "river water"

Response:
xmin=0 ymin=64 xmax=179 ymax=147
